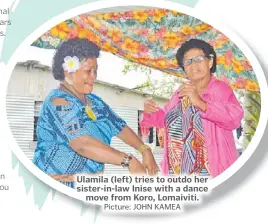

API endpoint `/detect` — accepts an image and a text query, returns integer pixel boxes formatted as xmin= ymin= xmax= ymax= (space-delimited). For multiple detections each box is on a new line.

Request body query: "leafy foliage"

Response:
xmin=240 ymin=90 xmax=261 ymax=150
xmin=122 ymin=61 xmax=179 ymax=97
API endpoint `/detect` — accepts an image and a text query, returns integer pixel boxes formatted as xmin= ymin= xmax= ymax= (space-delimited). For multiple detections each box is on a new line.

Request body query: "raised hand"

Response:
xmin=178 ymin=83 xmax=207 ymax=111
xmin=144 ymin=98 xmax=159 ymax=114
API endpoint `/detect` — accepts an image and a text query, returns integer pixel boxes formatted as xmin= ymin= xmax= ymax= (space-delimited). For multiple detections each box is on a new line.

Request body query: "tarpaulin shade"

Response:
xmin=31 ymin=8 xmax=259 ymax=92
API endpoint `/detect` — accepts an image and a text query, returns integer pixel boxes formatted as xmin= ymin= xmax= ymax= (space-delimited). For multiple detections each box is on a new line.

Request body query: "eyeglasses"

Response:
xmin=183 ymin=54 xmax=213 ymax=67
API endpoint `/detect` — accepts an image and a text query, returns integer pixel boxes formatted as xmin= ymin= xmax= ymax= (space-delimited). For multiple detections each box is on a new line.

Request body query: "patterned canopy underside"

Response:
xmin=31 ymin=8 xmax=259 ymax=92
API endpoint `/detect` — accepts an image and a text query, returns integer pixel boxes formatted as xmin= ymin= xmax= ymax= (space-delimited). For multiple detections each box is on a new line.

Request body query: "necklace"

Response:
xmin=59 ymin=83 xmax=97 ymax=121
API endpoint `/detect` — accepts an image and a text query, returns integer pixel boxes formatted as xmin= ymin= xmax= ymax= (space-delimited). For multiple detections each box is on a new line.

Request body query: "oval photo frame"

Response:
xmin=3 ymin=0 xmax=268 ymax=206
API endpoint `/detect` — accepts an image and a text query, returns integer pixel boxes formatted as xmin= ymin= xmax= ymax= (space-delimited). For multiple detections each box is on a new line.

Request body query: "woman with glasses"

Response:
xmin=141 ymin=38 xmax=244 ymax=178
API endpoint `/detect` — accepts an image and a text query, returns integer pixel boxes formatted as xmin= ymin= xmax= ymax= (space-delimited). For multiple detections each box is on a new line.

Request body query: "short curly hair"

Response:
xmin=52 ymin=38 xmax=100 ymax=80
xmin=176 ymin=38 xmax=217 ymax=73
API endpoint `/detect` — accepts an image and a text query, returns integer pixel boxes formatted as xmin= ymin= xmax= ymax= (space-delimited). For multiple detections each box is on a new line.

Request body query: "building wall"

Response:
xmin=7 ymin=65 xmax=168 ymax=109
xmin=7 ymin=66 xmax=58 ymax=101
xmin=6 ymin=65 xmax=166 ymax=173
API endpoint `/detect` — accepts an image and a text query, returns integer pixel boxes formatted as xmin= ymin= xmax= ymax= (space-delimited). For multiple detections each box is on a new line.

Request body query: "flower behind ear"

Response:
xmin=62 ymin=56 xmax=80 ymax=73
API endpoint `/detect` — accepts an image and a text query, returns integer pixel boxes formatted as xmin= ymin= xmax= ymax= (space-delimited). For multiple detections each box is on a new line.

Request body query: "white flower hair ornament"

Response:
xmin=62 ymin=56 xmax=80 ymax=73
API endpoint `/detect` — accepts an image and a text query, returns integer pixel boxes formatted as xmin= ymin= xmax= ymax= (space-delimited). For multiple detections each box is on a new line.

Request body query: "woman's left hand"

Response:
xmin=142 ymin=149 xmax=159 ymax=176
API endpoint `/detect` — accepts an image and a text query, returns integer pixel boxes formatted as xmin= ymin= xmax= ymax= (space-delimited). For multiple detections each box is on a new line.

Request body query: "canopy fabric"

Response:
xmin=31 ymin=8 xmax=259 ymax=92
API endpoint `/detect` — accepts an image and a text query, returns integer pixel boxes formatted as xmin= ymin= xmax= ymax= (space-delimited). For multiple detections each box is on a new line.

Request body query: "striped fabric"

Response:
xmin=165 ymin=97 xmax=209 ymax=176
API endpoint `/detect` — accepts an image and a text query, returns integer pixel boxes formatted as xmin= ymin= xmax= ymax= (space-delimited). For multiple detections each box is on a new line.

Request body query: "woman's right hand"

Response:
xmin=144 ymin=98 xmax=159 ymax=114
xmin=128 ymin=157 xmax=147 ymax=175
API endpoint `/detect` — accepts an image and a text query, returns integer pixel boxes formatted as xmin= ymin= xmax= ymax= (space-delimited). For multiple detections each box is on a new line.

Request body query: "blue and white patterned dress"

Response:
xmin=33 ymin=89 xmax=127 ymax=187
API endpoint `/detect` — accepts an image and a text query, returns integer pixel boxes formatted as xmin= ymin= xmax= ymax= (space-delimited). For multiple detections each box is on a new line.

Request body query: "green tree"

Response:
xmin=122 ymin=61 xmax=179 ymax=98
xmin=239 ymin=90 xmax=261 ymax=150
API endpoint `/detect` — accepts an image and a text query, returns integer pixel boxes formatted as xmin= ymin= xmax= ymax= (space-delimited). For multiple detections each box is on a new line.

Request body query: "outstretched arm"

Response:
xmin=69 ymin=135 xmax=146 ymax=174
xmin=48 ymin=97 xmax=146 ymax=175
xmin=117 ymin=125 xmax=159 ymax=175
xmin=141 ymin=92 xmax=180 ymax=128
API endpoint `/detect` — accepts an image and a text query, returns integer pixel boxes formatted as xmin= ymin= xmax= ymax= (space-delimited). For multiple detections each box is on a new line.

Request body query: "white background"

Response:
xmin=0 ymin=0 xmax=268 ymax=223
